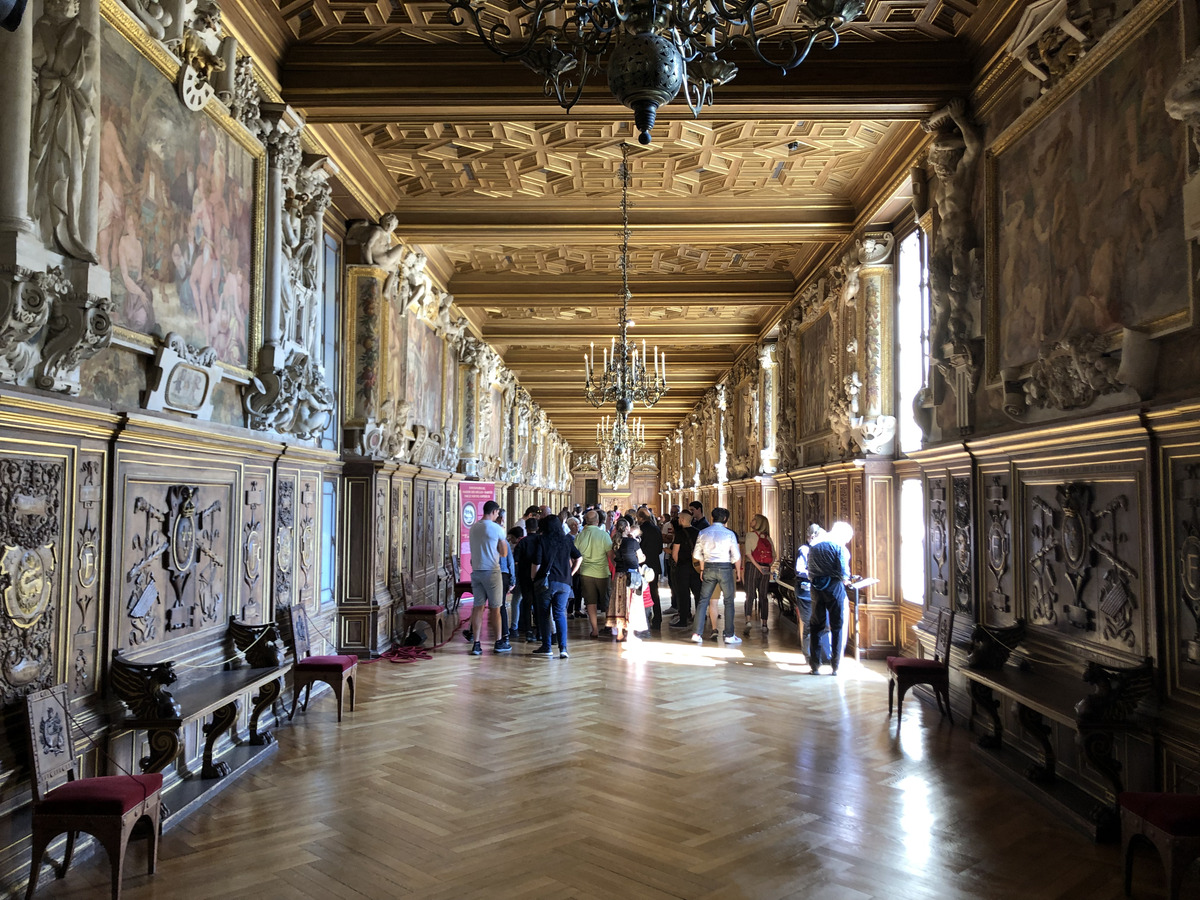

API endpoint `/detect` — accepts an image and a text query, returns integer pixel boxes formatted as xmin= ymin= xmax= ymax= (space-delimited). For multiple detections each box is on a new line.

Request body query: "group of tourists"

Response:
xmin=463 ymin=497 xmax=856 ymax=673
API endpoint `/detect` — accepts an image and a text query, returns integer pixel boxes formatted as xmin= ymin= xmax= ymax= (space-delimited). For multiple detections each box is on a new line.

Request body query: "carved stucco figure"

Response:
xmin=922 ymin=98 xmax=982 ymax=362
xmin=1166 ymin=48 xmax=1200 ymax=167
xmin=29 ymin=0 xmax=99 ymax=263
xmin=348 ymin=215 xmax=407 ymax=301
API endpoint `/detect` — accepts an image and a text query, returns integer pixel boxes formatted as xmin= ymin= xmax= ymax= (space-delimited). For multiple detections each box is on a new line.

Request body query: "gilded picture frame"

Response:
xmin=99 ymin=0 xmax=264 ymax=379
xmin=984 ymin=0 xmax=1194 ymax=386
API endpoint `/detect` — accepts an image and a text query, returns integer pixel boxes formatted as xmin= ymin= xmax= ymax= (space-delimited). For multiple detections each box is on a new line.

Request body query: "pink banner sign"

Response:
xmin=458 ymin=482 xmax=496 ymax=583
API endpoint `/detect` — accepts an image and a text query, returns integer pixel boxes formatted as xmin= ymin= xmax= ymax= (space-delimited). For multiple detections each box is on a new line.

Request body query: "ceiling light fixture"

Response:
xmin=582 ymin=142 xmax=667 ymax=416
xmin=442 ymin=0 xmax=866 ymax=145
xmin=597 ymin=413 xmax=645 ymax=485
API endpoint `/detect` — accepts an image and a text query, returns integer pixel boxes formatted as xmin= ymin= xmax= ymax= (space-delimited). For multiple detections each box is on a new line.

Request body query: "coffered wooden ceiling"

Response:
xmin=257 ymin=0 xmax=1014 ymax=449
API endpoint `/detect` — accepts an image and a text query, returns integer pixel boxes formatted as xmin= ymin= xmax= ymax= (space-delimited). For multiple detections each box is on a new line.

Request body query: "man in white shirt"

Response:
xmin=691 ymin=507 xmax=743 ymax=645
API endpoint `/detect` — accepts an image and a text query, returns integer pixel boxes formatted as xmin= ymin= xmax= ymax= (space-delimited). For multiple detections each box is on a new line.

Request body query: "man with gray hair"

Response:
xmin=807 ymin=520 xmax=853 ymax=675
xmin=574 ymin=508 xmax=613 ymax=638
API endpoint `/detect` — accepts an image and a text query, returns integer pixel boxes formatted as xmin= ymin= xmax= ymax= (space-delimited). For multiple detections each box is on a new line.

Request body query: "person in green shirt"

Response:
xmin=574 ymin=509 xmax=613 ymax=639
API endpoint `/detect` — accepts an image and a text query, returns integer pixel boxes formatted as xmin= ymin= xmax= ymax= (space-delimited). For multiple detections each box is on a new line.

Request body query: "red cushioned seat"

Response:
xmin=298 ymin=655 xmax=357 ymax=672
xmin=25 ymin=685 xmax=163 ymax=900
xmin=1121 ymin=791 xmax=1200 ymax=899
xmin=39 ymin=774 xmax=164 ymax=816
xmin=1120 ymin=792 xmax=1200 ymax=837
xmin=887 ymin=657 xmax=944 ymax=671
xmin=887 ymin=608 xmax=955 ymax=726
xmin=407 ymin=604 xmax=445 ymax=614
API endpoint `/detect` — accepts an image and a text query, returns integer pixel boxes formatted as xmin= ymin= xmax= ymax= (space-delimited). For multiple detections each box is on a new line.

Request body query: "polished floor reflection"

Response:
xmin=40 ymin=605 xmax=1180 ymax=900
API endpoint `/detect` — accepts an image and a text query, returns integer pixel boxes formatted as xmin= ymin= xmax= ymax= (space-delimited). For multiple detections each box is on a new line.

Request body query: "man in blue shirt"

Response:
xmin=466 ymin=500 xmax=511 ymax=655
xmin=807 ymin=521 xmax=853 ymax=675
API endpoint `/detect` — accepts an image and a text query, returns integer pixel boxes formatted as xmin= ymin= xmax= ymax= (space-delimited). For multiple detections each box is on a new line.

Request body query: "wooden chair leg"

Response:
xmin=61 ymin=831 xmax=77 ymax=876
xmin=146 ymin=812 xmax=160 ymax=875
xmin=347 ymin=673 xmax=356 ymax=712
xmin=25 ymin=829 xmax=51 ymax=900
xmin=1123 ymin=832 xmax=1137 ymax=897
xmin=101 ymin=830 xmax=129 ymax=900
xmin=887 ymin=678 xmax=895 ymax=716
xmin=333 ymin=679 xmax=344 ymax=722
xmin=896 ymin=684 xmax=907 ymax=720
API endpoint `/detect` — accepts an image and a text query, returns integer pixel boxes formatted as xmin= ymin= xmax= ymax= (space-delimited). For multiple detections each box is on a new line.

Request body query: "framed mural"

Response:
xmin=99 ymin=7 xmax=264 ymax=372
xmin=406 ymin=313 xmax=444 ymax=431
xmin=799 ymin=311 xmax=834 ymax=438
xmin=985 ymin=0 xmax=1192 ymax=383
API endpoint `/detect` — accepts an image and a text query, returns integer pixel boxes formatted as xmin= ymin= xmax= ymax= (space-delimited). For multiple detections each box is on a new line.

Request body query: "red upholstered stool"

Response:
xmin=1120 ymin=791 xmax=1200 ymax=899
xmin=887 ymin=607 xmax=955 ymax=725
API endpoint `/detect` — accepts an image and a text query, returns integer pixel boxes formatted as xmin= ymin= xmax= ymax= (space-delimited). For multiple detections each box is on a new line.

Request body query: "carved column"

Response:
xmin=255 ymin=102 xmax=303 ymax=369
xmin=759 ymin=343 xmax=778 ymax=473
xmin=0 ymin=19 xmax=33 ymax=236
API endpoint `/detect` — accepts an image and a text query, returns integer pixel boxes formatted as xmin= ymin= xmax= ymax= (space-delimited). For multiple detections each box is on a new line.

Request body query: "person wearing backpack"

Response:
xmin=743 ymin=514 xmax=774 ymax=636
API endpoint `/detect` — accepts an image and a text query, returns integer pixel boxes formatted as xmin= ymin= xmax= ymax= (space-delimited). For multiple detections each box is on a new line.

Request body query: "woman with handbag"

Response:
xmin=743 ymin=514 xmax=775 ymax=635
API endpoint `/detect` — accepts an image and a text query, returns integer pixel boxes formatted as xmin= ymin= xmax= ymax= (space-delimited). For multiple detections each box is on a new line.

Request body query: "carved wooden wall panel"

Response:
xmin=389 ymin=477 xmax=404 ymax=599
xmin=979 ymin=465 xmax=1016 ymax=628
xmin=112 ymin=452 xmax=240 ymax=656
xmin=927 ymin=476 xmax=950 ymax=609
xmin=0 ymin=449 xmax=68 ymax=705
xmin=951 ymin=472 xmax=975 ymax=621
xmin=274 ymin=473 xmax=298 ymax=611
xmin=239 ymin=467 xmax=272 ymax=624
xmin=1018 ymin=466 xmax=1150 ymax=657
xmin=1153 ymin=406 xmax=1200 ymax=711
xmin=70 ymin=451 xmax=105 ymax=703
xmin=297 ymin=474 xmax=320 ymax=613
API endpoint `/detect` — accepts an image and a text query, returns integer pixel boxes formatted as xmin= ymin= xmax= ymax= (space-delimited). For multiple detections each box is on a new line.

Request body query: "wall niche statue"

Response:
xmin=30 ymin=0 xmax=99 ymax=263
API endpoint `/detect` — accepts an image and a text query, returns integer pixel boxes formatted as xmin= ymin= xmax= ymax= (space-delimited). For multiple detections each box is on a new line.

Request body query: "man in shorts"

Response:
xmin=574 ymin=508 xmax=613 ymax=638
xmin=466 ymin=500 xmax=511 ymax=655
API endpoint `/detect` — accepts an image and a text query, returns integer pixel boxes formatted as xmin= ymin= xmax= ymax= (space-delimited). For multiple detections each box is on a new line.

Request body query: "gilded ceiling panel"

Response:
xmin=362 ymin=119 xmax=891 ymax=200
xmin=280 ymin=0 xmax=976 ymax=44
xmin=441 ymin=243 xmax=802 ymax=276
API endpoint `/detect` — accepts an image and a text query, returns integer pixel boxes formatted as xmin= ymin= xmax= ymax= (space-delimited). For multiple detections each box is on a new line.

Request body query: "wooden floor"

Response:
xmin=39 ymin=599 xmax=1185 ymax=900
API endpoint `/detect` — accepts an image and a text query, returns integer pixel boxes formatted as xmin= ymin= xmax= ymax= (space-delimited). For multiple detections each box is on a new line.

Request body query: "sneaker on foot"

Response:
xmin=559 ymin=649 xmax=570 ymax=659
xmin=725 ymin=634 xmax=742 ymax=645
xmin=633 ymin=630 xmax=651 ymax=639
xmin=471 ymin=641 xmax=482 ymax=656
xmin=669 ymin=618 xmax=692 ymax=629
xmin=494 ymin=640 xmax=512 ymax=654
xmin=464 ymin=629 xmax=474 ymax=642
xmin=743 ymin=622 xmax=751 ymax=635
xmin=531 ymin=645 xmax=553 ymax=658
xmin=708 ymin=631 xmax=719 ymax=642
xmin=690 ymin=633 xmax=704 ymax=644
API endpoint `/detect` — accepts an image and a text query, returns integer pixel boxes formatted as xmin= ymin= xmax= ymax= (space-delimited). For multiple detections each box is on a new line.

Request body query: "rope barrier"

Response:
xmin=174 ymin=626 xmax=274 ymax=669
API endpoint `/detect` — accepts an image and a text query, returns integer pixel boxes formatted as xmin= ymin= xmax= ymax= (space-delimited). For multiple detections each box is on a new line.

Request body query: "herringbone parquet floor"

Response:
xmin=39 ymin=600 xmax=1181 ymax=900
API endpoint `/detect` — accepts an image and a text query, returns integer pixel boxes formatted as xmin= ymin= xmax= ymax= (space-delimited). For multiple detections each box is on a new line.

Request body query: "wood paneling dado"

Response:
xmin=340 ymin=459 xmax=395 ymax=656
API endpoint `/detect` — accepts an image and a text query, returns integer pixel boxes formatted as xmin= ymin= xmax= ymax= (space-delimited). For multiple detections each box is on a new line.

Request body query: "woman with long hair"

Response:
xmin=530 ymin=514 xmax=581 ymax=658
xmin=744 ymin=514 xmax=775 ymax=635
xmin=610 ymin=517 xmax=645 ymax=642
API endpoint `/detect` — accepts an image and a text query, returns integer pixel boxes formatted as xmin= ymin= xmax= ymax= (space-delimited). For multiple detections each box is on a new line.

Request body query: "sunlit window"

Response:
xmin=900 ymin=477 xmax=925 ymax=605
xmin=897 ymin=229 xmax=930 ymax=455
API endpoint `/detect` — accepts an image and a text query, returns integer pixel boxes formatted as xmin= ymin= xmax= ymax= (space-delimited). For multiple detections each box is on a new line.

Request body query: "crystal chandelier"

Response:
xmin=442 ymin=0 xmax=867 ymax=144
xmin=582 ymin=143 xmax=667 ymax=418
xmin=597 ymin=413 xmax=645 ymax=485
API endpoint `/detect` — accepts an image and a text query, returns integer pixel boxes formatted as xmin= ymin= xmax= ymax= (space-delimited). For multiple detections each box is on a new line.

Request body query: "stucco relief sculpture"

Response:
xmin=29 ymin=0 xmax=99 ymax=263
xmin=1023 ymin=332 xmax=1123 ymax=410
xmin=0 ymin=266 xmax=64 ymax=383
xmin=175 ymin=3 xmax=227 ymax=111
xmin=923 ymin=99 xmax=982 ymax=375
xmin=827 ymin=371 xmax=861 ymax=459
xmin=1005 ymin=0 xmax=1090 ymax=92
xmin=398 ymin=249 xmax=432 ymax=316
xmin=347 ymin=215 xmax=408 ymax=301
xmin=245 ymin=349 xmax=333 ymax=440
xmin=36 ymin=289 xmax=112 ymax=394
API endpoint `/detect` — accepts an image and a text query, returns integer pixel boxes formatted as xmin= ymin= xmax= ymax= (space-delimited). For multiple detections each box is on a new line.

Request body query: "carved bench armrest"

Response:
xmin=110 ymin=649 xmax=182 ymax=721
xmin=228 ymin=617 xmax=287 ymax=669
xmin=966 ymin=618 xmax=1027 ymax=670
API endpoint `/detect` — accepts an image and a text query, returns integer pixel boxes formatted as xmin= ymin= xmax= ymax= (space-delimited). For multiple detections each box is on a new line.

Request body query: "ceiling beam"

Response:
xmin=281 ymin=41 xmax=973 ymax=123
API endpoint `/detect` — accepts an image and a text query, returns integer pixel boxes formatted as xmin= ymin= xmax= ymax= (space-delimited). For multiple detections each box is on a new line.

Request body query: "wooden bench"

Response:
xmin=961 ymin=629 xmax=1154 ymax=841
xmin=110 ymin=618 xmax=291 ymax=780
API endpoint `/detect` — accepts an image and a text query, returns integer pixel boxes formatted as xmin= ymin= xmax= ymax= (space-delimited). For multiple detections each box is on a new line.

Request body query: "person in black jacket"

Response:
xmin=668 ymin=509 xmax=702 ymax=629
xmin=636 ymin=508 xmax=664 ymax=628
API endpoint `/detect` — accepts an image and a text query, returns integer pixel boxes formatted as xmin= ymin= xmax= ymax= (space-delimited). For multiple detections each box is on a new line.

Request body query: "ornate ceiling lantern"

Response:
xmin=442 ymin=0 xmax=867 ymax=145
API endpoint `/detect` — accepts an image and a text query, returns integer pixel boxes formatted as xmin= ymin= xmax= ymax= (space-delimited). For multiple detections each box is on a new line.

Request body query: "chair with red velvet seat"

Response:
xmin=400 ymin=574 xmax=446 ymax=647
xmin=887 ymin=607 xmax=955 ymax=724
xmin=285 ymin=605 xmax=358 ymax=722
xmin=25 ymin=684 xmax=162 ymax=900
xmin=1120 ymin=791 xmax=1200 ymax=899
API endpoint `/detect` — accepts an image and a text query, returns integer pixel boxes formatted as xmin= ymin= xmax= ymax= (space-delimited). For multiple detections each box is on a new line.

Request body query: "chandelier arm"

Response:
xmin=445 ymin=0 xmax=554 ymax=60
xmin=737 ymin=19 xmax=841 ymax=75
